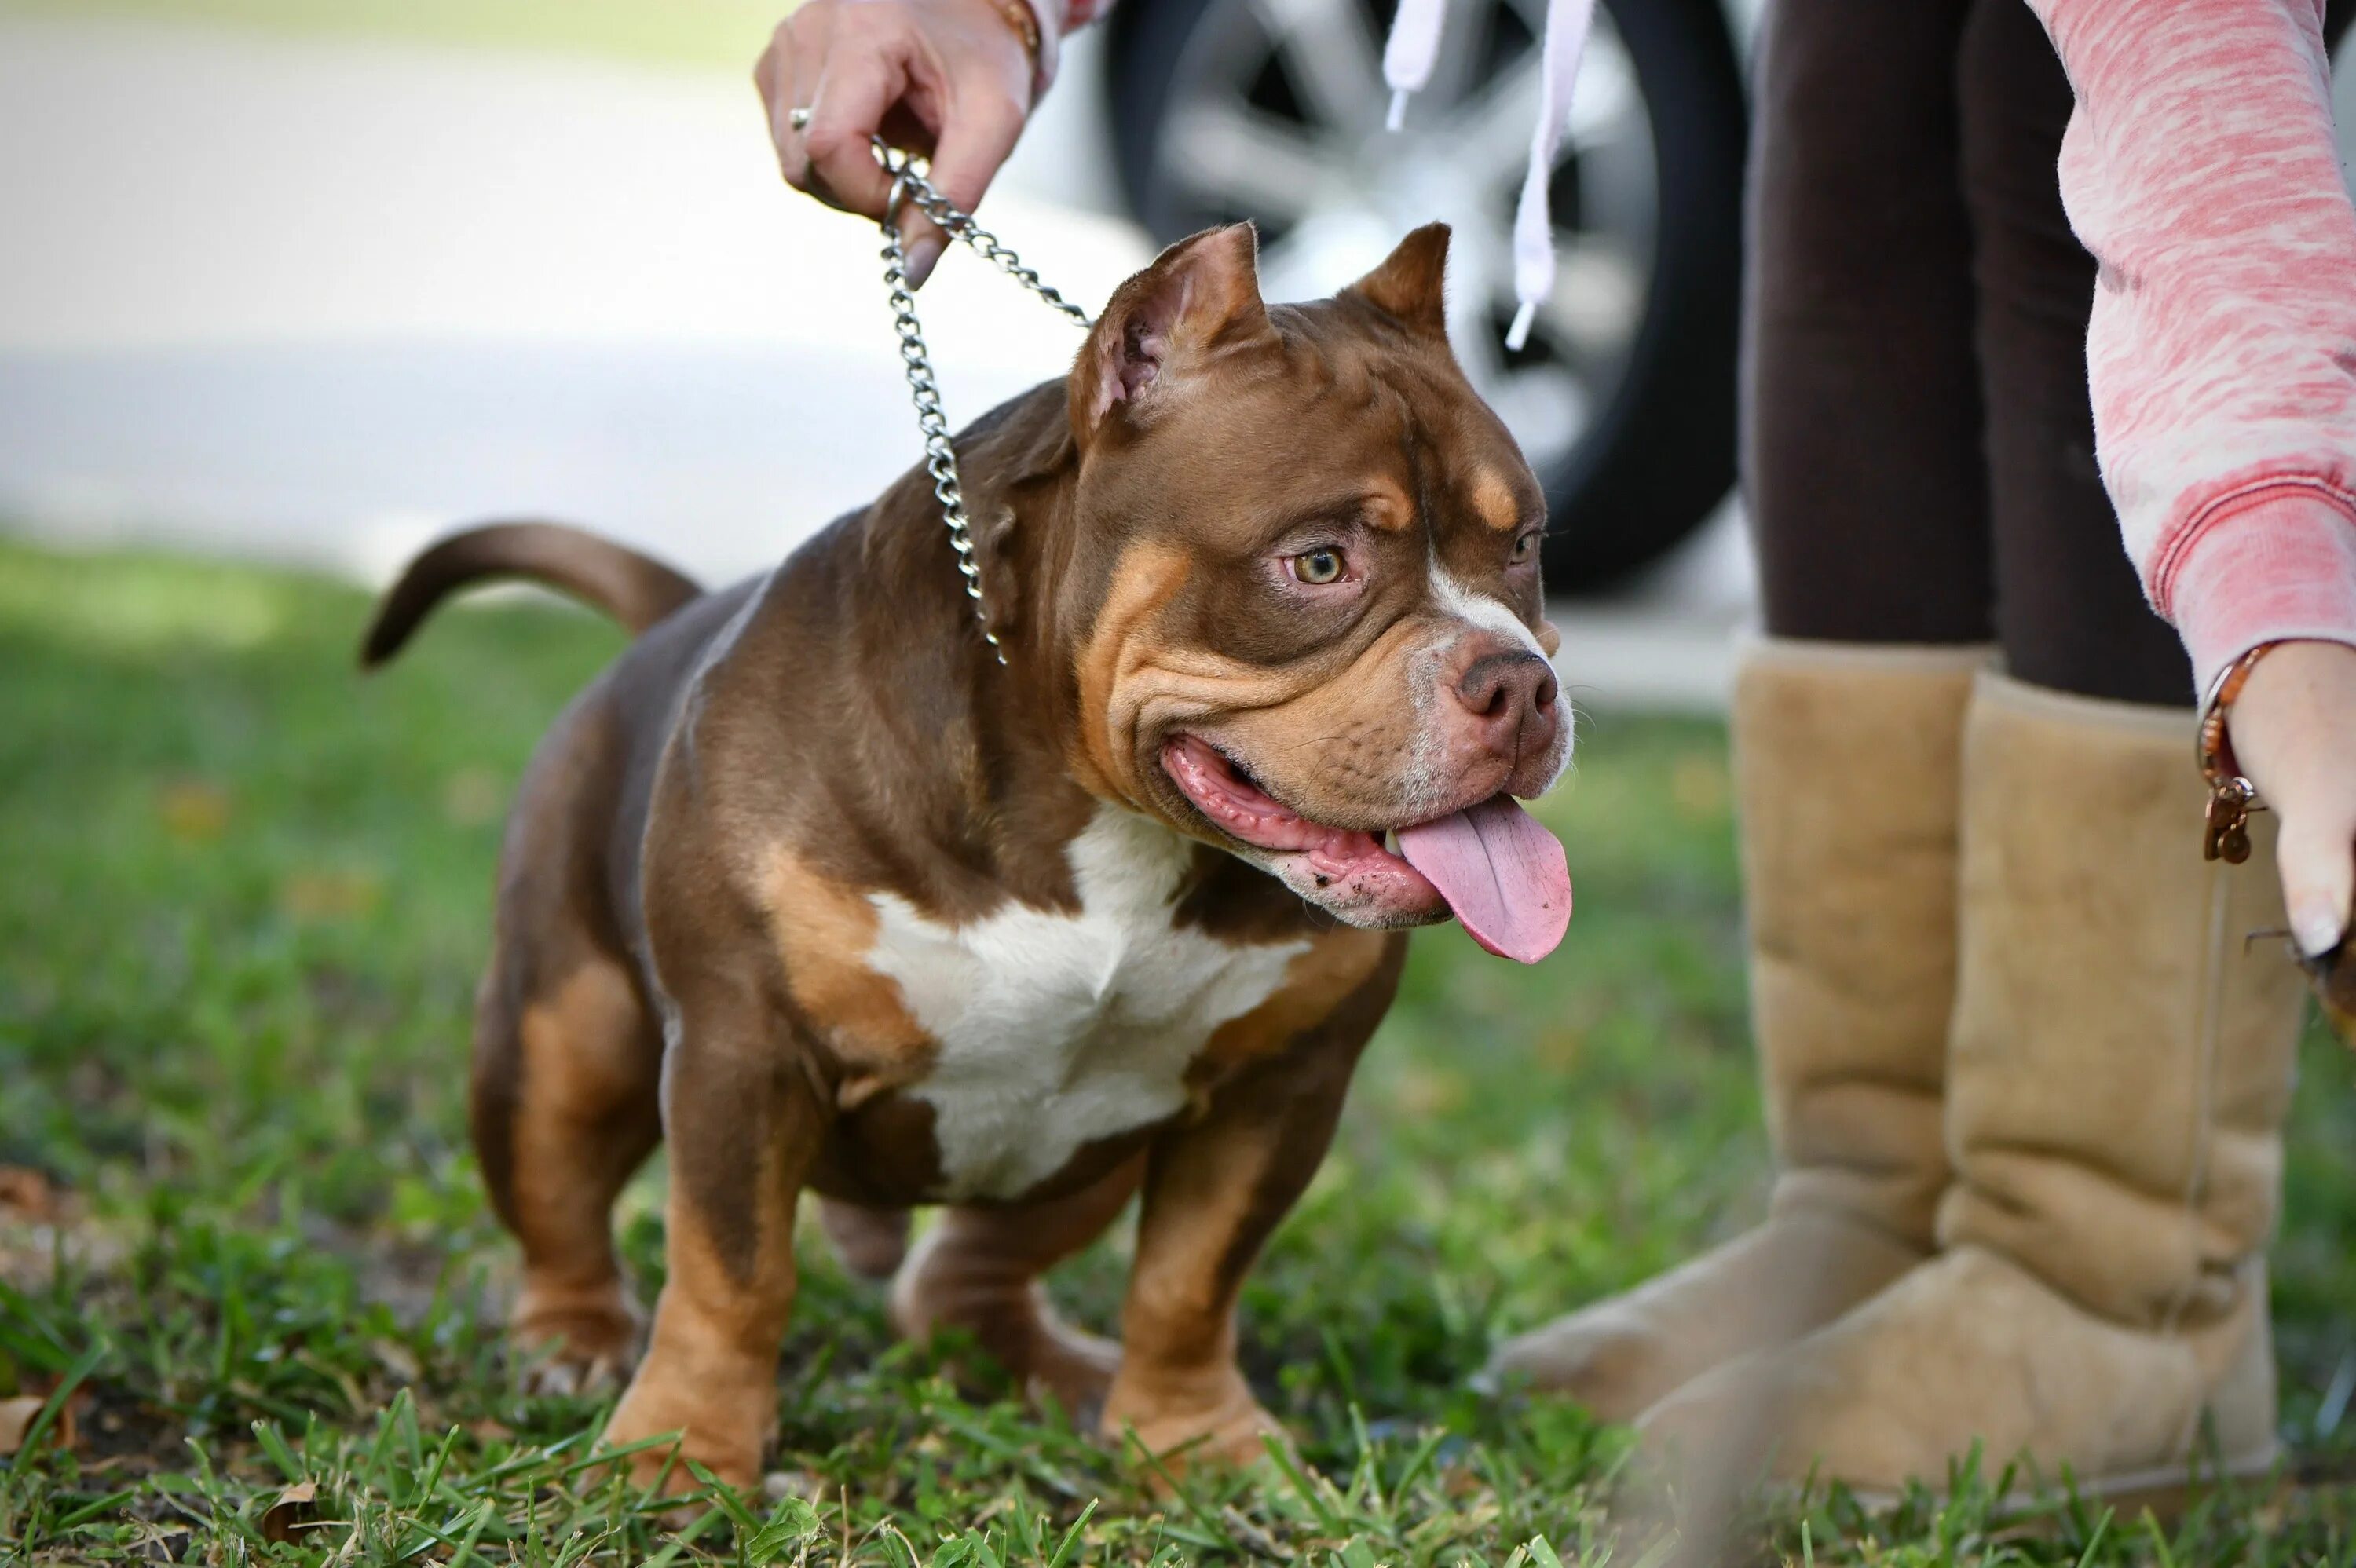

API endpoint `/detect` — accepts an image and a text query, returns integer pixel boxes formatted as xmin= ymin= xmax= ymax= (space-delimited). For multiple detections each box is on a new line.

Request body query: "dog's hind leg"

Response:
xmin=474 ymin=939 xmax=664 ymax=1392
xmin=891 ymin=1156 xmax=1144 ymax=1420
xmin=816 ymin=1198 xmax=912 ymax=1280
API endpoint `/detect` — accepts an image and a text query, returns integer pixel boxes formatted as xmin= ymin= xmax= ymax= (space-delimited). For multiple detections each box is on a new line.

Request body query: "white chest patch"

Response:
xmin=863 ymin=806 xmax=1308 ymax=1201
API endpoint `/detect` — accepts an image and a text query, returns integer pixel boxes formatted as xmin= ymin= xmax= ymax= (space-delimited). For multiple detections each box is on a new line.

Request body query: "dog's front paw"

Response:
xmin=1102 ymin=1376 xmax=1290 ymax=1482
xmin=598 ymin=1366 xmax=773 ymax=1502
xmin=511 ymin=1279 xmax=641 ymax=1395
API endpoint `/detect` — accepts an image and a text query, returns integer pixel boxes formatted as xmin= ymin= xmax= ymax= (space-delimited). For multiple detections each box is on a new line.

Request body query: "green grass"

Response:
xmin=2 ymin=537 xmax=2354 ymax=1563
xmin=0 ymin=0 xmax=787 ymax=73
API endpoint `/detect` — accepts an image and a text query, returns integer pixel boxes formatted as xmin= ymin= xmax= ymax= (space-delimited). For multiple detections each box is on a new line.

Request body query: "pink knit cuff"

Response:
xmin=2168 ymin=484 xmax=2356 ymax=701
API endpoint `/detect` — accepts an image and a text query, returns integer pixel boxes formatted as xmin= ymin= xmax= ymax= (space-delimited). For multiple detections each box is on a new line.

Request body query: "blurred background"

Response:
xmin=1 ymin=0 xmax=1776 ymax=709
xmin=8 ymin=0 xmax=2356 ymax=707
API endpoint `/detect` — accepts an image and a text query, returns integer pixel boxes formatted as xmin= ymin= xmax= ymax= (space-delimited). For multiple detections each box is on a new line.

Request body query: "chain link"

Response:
xmin=873 ymin=137 xmax=1092 ymax=667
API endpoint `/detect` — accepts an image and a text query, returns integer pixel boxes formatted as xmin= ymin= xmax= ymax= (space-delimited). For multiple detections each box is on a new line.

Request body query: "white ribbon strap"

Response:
xmin=1381 ymin=0 xmax=1596 ymax=349
xmin=1381 ymin=0 xmax=1449 ymax=130
xmin=1506 ymin=0 xmax=1595 ymax=350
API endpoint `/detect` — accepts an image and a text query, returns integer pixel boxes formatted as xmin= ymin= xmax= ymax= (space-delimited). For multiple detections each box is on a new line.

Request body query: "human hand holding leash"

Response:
xmin=755 ymin=0 xmax=1039 ymax=287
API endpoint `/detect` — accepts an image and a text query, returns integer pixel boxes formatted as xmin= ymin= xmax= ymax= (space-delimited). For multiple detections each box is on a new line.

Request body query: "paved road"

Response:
xmin=0 ymin=10 xmax=1752 ymax=708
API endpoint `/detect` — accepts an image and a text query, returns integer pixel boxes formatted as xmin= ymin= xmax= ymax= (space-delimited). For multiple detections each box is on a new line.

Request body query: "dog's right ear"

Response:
xmin=1343 ymin=222 xmax=1451 ymax=338
xmin=1070 ymin=224 xmax=1274 ymax=443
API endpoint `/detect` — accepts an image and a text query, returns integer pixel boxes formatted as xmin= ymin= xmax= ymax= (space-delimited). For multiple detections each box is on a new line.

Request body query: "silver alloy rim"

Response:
xmin=1151 ymin=0 xmax=1659 ymax=477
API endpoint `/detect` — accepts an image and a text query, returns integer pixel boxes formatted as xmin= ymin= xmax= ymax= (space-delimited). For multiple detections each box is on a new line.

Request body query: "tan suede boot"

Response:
xmin=1484 ymin=640 xmax=1985 ymax=1420
xmin=1638 ymin=671 xmax=2308 ymax=1497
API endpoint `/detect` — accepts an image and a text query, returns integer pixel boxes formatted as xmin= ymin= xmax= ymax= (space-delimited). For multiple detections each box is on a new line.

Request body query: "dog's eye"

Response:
xmin=1509 ymin=531 xmax=1539 ymax=565
xmin=1292 ymin=547 xmax=1346 ymax=585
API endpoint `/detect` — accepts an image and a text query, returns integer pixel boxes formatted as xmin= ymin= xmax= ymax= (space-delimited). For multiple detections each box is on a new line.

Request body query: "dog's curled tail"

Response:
xmin=360 ymin=521 xmax=702 ymax=668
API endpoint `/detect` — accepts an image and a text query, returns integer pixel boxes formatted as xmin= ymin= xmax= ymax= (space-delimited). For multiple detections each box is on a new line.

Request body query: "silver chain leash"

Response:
xmin=873 ymin=137 xmax=1092 ymax=667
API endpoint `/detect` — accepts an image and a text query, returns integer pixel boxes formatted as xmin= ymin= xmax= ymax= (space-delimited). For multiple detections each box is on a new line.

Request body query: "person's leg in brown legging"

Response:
xmin=1962 ymin=0 xmax=2192 ymax=703
xmin=1485 ymin=0 xmax=1991 ymax=1417
xmin=1746 ymin=5 xmax=1992 ymax=641
xmin=1633 ymin=0 xmax=2310 ymax=1493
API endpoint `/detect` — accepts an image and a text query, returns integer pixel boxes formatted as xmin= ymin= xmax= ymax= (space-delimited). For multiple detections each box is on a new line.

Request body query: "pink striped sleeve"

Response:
xmin=2029 ymin=0 xmax=2356 ymax=699
xmin=1023 ymin=0 xmax=1114 ymax=95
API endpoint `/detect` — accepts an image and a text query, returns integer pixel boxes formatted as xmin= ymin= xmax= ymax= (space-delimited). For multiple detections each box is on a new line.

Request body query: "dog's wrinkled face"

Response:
xmin=1058 ymin=222 xmax=1574 ymax=959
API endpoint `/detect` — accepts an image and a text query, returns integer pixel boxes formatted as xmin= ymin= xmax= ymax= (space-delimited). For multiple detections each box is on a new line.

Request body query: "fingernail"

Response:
xmin=905 ymin=232 xmax=946 ymax=289
xmin=2293 ymin=897 xmax=2346 ymax=957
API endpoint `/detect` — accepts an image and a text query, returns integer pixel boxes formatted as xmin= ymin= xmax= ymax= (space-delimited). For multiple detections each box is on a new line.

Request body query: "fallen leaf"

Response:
xmin=0 ymin=1166 xmax=54 ymax=1221
xmin=0 ymin=1390 xmax=78 ymax=1457
xmin=259 ymin=1479 xmax=318 ymax=1544
xmin=0 ymin=1395 xmax=41 ymax=1453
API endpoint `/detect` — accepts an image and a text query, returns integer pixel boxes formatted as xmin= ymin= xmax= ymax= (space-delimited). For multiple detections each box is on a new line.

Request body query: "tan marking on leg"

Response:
xmin=602 ymin=992 xmax=824 ymax=1500
xmin=1103 ymin=1139 xmax=1290 ymax=1476
xmin=603 ymin=1182 xmax=797 ymax=1495
xmin=503 ymin=960 xmax=660 ymax=1388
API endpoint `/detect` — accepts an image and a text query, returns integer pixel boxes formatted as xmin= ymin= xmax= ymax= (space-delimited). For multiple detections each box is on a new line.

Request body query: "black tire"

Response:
xmin=1102 ymin=0 xmax=1747 ymax=593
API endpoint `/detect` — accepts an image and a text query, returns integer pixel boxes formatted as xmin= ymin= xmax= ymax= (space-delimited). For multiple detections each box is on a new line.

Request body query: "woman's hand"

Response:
xmin=2227 ymin=638 xmax=2356 ymax=956
xmin=754 ymin=0 xmax=1037 ymax=286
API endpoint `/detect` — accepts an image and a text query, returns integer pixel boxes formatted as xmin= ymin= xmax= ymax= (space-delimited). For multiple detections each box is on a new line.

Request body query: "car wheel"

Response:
xmin=1103 ymin=0 xmax=1745 ymax=591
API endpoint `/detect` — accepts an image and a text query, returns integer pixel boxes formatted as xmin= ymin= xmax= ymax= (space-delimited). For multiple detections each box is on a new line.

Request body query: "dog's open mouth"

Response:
xmin=1161 ymin=734 xmax=1572 ymax=963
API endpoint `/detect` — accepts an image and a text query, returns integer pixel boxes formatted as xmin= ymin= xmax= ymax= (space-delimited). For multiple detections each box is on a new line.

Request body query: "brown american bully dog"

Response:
xmin=361 ymin=221 xmax=1573 ymax=1495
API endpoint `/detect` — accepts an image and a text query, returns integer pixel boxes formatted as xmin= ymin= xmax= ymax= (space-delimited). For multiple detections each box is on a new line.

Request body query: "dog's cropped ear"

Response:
xmin=1342 ymin=222 xmax=1451 ymax=338
xmin=1072 ymin=223 xmax=1273 ymax=441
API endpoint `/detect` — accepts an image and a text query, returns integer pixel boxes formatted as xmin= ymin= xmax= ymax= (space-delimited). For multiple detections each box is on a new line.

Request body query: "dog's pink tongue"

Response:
xmin=1396 ymin=795 xmax=1571 ymax=963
